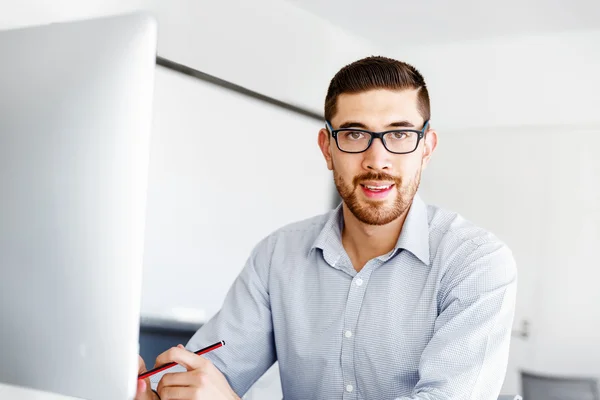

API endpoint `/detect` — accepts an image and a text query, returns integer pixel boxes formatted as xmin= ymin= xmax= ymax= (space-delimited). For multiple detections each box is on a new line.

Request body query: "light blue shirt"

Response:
xmin=163 ymin=195 xmax=517 ymax=399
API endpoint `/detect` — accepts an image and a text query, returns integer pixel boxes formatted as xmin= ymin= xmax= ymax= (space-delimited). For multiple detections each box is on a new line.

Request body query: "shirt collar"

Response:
xmin=394 ymin=194 xmax=431 ymax=265
xmin=310 ymin=203 xmax=345 ymax=267
xmin=311 ymin=194 xmax=431 ymax=266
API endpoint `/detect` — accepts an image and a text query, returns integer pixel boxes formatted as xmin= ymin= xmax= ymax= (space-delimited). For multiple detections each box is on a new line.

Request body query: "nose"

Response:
xmin=361 ymin=137 xmax=391 ymax=171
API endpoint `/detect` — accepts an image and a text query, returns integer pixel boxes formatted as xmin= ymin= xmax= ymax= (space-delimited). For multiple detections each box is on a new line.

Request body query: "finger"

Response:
xmin=158 ymin=370 xmax=200 ymax=391
xmin=155 ymin=347 xmax=210 ymax=371
xmin=158 ymin=386 xmax=198 ymax=400
xmin=138 ymin=355 xmax=147 ymax=374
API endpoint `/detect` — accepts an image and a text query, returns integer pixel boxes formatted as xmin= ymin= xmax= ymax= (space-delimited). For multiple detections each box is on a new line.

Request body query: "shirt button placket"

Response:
xmin=341 ymin=264 xmax=373 ymax=400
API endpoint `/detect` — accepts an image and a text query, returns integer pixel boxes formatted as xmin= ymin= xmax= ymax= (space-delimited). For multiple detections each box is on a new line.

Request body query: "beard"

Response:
xmin=334 ymin=167 xmax=421 ymax=226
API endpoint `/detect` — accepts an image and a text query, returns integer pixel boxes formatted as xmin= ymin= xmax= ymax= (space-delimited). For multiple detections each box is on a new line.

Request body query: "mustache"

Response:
xmin=353 ymin=172 xmax=402 ymax=187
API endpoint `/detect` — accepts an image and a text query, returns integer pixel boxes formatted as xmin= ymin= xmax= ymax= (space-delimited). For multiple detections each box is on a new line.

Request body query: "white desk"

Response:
xmin=0 ymin=383 xmax=83 ymax=400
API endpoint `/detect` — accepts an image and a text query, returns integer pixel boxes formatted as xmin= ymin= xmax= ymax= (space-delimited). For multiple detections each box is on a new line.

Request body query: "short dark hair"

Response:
xmin=325 ymin=56 xmax=430 ymax=123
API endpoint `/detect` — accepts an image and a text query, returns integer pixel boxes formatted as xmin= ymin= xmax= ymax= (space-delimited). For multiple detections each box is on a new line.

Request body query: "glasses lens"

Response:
xmin=336 ymin=130 xmax=371 ymax=152
xmin=383 ymin=131 xmax=419 ymax=153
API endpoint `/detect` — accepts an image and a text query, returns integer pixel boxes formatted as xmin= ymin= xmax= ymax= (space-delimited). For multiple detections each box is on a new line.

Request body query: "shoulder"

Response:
xmin=426 ymin=203 xmax=510 ymax=255
xmin=425 ymin=202 xmax=516 ymax=281
xmin=251 ymin=209 xmax=335 ymax=261
xmin=244 ymin=210 xmax=334 ymax=288
xmin=427 ymin=204 xmax=498 ymax=247
xmin=273 ymin=211 xmax=333 ymax=239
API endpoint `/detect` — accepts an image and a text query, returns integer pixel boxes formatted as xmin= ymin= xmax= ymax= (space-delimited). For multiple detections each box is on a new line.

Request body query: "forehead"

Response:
xmin=331 ymin=89 xmax=423 ymax=127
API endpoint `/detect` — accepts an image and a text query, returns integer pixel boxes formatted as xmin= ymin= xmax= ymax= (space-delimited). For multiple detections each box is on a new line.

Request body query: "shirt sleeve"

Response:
xmin=151 ymin=236 xmax=277 ymax=397
xmin=397 ymin=239 xmax=518 ymax=400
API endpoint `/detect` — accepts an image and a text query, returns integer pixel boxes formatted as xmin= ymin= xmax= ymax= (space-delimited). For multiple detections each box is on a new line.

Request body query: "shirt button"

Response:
xmin=346 ymin=384 xmax=354 ymax=393
xmin=344 ymin=330 xmax=352 ymax=338
xmin=355 ymin=278 xmax=363 ymax=286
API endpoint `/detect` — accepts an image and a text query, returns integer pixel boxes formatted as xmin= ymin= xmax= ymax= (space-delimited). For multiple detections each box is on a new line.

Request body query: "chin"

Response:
xmin=351 ymin=202 xmax=403 ymax=226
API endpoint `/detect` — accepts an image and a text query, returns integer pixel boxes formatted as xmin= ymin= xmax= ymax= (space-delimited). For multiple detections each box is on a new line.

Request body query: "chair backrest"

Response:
xmin=138 ymin=317 xmax=201 ymax=365
xmin=521 ymin=370 xmax=600 ymax=400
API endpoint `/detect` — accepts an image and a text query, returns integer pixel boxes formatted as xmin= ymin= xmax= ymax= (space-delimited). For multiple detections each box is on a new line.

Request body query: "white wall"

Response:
xmin=146 ymin=0 xmax=383 ymax=115
xmin=143 ymin=66 xmax=331 ymax=320
xmin=529 ymin=127 xmax=600 ymax=377
xmin=394 ymin=28 xmax=600 ymax=131
xmin=398 ymin=30 xmax=600 ymax=394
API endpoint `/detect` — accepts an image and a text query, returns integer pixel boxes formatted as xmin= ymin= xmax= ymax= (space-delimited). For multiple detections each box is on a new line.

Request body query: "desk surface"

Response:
xmin=0 ymin=383 xmax=83 ymax=400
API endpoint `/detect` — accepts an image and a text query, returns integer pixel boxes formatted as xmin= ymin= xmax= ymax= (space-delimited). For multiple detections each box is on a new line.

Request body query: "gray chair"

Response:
xmin=138 ymin=316 xmax=201 ymax=364
xmin=521 ymin=370 xmax=600 ymax=400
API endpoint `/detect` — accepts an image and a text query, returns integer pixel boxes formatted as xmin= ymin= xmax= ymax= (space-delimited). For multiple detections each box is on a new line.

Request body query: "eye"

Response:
xmin=390 ymin=131 xmax=407 ymax=140
xmin=342 ymin=131 xmax=366 ymax=140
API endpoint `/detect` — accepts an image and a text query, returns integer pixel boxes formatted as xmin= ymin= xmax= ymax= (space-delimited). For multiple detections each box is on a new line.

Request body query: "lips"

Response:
xmin=360 ymin=183 xmax=395 ymax=199
xmin=362 ymin=184 xmax=392 ymax=191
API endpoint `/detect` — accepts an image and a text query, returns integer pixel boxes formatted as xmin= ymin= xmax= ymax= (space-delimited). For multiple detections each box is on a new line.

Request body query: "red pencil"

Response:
xmin=138 ymin=340 xmax=225 ymax=380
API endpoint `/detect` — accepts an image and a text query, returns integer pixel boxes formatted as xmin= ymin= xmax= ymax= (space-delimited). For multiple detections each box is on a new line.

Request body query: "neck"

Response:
xmin=341 ymin=204 xmax=409 ymax=271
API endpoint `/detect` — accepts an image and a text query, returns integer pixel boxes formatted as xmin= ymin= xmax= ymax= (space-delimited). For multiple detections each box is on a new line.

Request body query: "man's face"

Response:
xmin=318 ymin=89 xmax=437 ymax=226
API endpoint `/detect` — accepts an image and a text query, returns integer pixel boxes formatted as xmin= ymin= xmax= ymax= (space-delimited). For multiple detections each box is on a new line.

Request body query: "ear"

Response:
xmin=421 ymin=128 xmax=438 ymax=169
xmin=318 ymin=128 xmax=334 ymax=171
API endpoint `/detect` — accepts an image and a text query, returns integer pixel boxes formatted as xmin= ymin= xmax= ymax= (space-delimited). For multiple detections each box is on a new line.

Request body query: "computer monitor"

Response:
xmin=0 ymin=13 xmax=157 ymax=400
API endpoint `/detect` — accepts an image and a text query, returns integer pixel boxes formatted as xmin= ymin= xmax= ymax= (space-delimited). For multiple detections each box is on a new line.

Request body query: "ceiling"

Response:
xmin=284 ymin=0 xmax=600 ymax=46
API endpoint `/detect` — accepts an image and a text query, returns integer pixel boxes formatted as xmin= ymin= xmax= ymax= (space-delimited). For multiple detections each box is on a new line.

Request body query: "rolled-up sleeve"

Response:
xmin=398 ymin=240 xmax=518 ymax=400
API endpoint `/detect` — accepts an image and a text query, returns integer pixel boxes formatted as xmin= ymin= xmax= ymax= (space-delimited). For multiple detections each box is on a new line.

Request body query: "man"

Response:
xmin=136 ymin=56 xmax=517 ymax=400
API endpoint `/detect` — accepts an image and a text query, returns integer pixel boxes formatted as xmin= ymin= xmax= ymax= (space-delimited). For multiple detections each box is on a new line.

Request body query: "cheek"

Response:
xmin=333 ymin=152 xmax=358 ymax=172
xmin=393 ymin=156 xmax=422 ymax=179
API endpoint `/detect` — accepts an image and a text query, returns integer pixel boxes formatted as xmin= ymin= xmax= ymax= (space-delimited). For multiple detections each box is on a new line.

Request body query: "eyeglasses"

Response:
xmin=325 ymin=120 xmax=429 ymax=154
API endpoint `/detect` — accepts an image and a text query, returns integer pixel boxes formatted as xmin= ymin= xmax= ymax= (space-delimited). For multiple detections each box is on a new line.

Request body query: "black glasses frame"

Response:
xmin=325 ymin=120 xmax=430 ymax=154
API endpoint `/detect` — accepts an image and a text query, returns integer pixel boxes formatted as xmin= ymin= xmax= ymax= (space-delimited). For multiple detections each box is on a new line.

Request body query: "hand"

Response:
xmin=135 ymin=355 xmax=160 ymax=400
xmin=155 ymin=344 xmax=239 ymax=400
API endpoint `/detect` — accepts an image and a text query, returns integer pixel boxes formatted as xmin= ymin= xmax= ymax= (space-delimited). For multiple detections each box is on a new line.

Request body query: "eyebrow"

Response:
xmin=338 ymin=120 xmax=416 ymax=129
